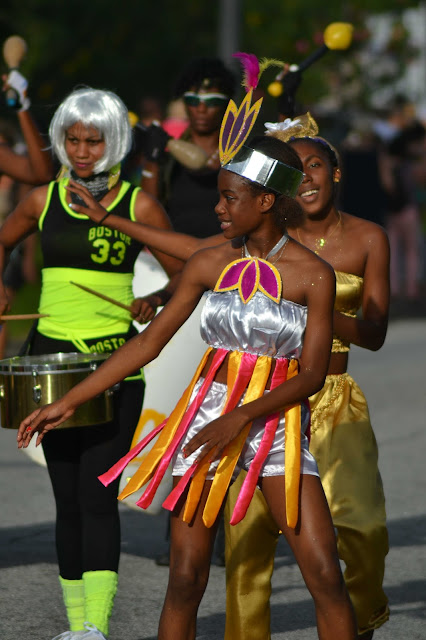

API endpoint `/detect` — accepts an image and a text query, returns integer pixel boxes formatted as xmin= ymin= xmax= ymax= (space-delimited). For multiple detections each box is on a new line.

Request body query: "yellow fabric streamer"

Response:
xmin=118 ymin=348 xmax=212 ymax=499
xmin=182 ymin=352 xmax=244 ymax=523
xmin=284 ymin=359 xmax=301 ymax=528
xmin=202 ymin=355 xmax=272 ymax=527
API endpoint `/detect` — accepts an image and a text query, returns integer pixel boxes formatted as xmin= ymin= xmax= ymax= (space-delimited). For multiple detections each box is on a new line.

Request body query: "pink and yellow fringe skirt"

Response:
xmin=99 ymin=347 xmax=304 ymax=528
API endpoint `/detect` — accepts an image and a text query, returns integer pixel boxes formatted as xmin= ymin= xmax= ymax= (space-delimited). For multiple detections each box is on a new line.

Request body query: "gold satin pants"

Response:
xmin=224 ymin=373 xmax=389 ymax=638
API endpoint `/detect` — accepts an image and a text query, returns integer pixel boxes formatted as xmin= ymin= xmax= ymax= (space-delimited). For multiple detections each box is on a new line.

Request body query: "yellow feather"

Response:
xmin=258 ymin=57 xmax=286 ymax=79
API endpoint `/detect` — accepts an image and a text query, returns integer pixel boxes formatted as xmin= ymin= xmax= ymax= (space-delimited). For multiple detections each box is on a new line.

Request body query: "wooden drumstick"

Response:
xmin=3 ymin=35 xmax=28 ymax=69
xmin=0 ymin=313 xmax=49 ymax=321
xmin=70 ymin=281 xmax=132 ymax=312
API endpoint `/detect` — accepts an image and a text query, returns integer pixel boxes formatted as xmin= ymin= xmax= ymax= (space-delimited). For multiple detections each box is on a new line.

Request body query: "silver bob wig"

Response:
xmin=49 ymin=87 xmax=132 ymax=173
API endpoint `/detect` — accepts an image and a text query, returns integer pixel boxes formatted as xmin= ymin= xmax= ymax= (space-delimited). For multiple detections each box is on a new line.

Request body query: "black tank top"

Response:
xmin=39 ymin=180 xmax=142 ymax=272
xmin=164 ymin=163 xmax=222 ymax=238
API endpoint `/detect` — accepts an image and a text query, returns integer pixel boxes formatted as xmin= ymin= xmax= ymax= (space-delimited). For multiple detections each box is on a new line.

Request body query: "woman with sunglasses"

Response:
xmin=141 ymin=57 xmax=236 ymax=238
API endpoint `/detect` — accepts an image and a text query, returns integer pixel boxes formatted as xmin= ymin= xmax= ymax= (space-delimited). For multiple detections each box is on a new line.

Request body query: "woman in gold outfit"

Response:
xmin=224 ymin=118 xmax=390 ymax=640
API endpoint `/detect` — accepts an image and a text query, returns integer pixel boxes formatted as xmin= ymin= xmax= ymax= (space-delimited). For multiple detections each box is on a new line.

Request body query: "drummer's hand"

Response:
xmin=17 ymin=400 xmax=76 ymax=448
xmin=183 ymin=412 xmax=248 ymax=464
xmin=65 ymin=180 xmax=107 ymax=222
xmin=130 ymin=296 xmax=158 ymax=324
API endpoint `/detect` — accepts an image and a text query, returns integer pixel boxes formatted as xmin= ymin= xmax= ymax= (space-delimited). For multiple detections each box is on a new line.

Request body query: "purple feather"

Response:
xmin=228 ymin=103 xmax=248 ymax=148
xmin=220 ymin=110 xmax=235 ymax=157
xmin=230 ymin=109 xmax=257 ymax=151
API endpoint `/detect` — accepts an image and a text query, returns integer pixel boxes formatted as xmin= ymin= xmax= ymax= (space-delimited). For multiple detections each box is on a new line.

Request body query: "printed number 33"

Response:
xmin=91 ymin=238 xmax=126 ymax=265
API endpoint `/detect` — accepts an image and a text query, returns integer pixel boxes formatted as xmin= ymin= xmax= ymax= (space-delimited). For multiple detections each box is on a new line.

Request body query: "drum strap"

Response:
xmin=18 ymin=320 xmax=39 ymax=356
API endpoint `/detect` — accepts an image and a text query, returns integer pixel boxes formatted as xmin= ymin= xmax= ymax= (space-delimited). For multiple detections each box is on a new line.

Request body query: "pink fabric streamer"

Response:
xmin=162 ymin=351 xmax=257 ymax=513
xmin=98 ymin=420 xmax=167 ymax=487
xmin=133 ymin=349 xmax=228 ymax=509
xmin=162 ymin=461 xmax=198 ymax=511
xmin=230 ymin=358 xmax=289 ymax=524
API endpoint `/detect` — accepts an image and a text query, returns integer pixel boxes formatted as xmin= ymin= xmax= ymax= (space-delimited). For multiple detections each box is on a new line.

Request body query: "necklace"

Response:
xmin=297 ymin=211 xmax=342 ymax=255
xmin=69 ymin=169 xmax=116 ymax=206
xmin=242 ymin=233 xmax=288 ymax=264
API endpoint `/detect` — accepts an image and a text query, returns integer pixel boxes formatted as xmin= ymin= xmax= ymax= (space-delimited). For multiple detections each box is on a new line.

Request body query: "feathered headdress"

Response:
xmin=218 ymin=53 xmax=304 ymax=197
xmin=219 ymin=53 xmax=286 ymax=166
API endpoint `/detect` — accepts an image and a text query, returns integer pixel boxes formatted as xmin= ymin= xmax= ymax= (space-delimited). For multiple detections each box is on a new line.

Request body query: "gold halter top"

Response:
xmin=332 ymin=270 xmax=364 ymax=353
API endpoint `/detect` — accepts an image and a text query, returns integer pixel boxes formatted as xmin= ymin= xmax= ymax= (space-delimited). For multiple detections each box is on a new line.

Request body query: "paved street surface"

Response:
xmin=0 ymin=318 xmax=425 ymax=640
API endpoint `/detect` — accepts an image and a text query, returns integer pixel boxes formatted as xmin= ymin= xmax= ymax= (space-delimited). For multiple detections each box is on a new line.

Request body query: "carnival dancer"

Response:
xmin=18 ymin=69 xmax=358 ymax=639
xmin=224 ymin=114 xmax=390 ymax=640
xmin=0 ymin=87 xmax=182 ymax=640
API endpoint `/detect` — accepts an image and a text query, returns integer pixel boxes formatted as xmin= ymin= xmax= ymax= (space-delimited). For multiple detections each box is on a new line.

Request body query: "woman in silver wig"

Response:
xmin=49 ymin=88 xmax=132 ymax=174
xmin=0 ymin=86 xmax=183 ymax=640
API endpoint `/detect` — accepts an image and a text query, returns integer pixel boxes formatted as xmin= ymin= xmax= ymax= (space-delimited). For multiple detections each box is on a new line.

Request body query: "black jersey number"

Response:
xmin=91 ymin=239 xmax=126 ymax=265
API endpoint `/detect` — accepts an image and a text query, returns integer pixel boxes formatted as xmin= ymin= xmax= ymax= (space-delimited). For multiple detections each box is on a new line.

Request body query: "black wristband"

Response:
xmin=154 ymin=289 xmax=172 ymax=306
xmin=98 ymin=211 xmax=111 ymax=225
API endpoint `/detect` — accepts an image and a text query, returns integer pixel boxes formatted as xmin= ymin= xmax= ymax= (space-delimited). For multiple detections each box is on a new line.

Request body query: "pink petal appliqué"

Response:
xmin=239 ymin=260 xmax=259 ymax=303
xmin=216 ymin=259 xmax=247 ymax=290
xmin=258 ymin=260 xmax=281 ymax=302
xmin=214 ymin=258 xmax=281 ymax=304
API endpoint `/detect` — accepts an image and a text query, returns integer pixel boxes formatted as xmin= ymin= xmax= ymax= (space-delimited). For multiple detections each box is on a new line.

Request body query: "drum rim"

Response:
xmin=0 ymin=351 xmax=111 ymax=374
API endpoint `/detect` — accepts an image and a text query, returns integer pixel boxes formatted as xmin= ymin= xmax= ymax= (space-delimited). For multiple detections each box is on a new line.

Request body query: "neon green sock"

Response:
xmin=59 ymin=576 xmax=85 ymax=632
xmin=83 ymin=570 xmax=118 ymax=636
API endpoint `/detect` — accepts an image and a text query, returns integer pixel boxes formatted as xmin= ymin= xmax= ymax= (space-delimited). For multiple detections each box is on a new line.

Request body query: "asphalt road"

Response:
xmin=0 ymin=318 xmax=425 ymax=640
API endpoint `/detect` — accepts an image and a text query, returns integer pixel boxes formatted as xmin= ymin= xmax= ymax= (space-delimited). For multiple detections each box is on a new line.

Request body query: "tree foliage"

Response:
xmin=0 ymin=0 xmax=421 ymax=127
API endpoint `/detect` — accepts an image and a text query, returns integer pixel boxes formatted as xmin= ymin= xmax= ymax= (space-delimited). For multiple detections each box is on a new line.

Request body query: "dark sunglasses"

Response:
xmin=183 ymin=92 xmax=229 ymax=107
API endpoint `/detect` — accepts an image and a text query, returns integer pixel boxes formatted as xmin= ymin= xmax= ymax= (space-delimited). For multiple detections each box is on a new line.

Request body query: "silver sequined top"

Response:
xmin=200 ymin=290 xmax=307 ymax=359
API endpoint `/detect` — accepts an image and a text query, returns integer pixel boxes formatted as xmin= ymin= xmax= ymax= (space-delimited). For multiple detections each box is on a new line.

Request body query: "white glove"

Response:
xmin=5 ymin=70 xmax=30 ymax=111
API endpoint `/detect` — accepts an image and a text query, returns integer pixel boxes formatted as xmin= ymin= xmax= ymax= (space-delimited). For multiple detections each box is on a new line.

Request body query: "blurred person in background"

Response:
xmin=379 ymin=118 xmax=426 ymax=313
xmin=338 ymin=119 xmax=388 ymax=227
xmin=161 ymin=97 xmax=188 ymax=140
xmin=0 ymin=70 xmax=53 ymax=357
xmin=1 ymin=69 xmax=52 ymax=184
xmin=121 ymin=95 xmax=166 ymax=185
xmin=141 ymin=56 xmax=237 ymax=238
xmin=0 ymin=132 xmax=38 ymax=358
